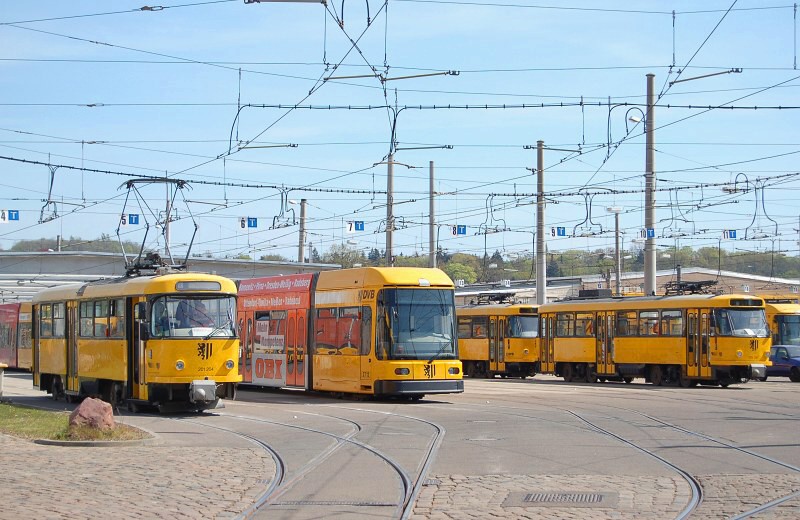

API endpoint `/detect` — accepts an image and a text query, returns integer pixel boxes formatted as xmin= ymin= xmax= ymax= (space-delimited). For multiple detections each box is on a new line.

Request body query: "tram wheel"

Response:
xmin=562 ymin=363 xmax=574 ymax=382
xmin=50 ymin=377 xmax=63 ymax=401
xmin=585 ymin=365 xmax=597 ymax=383
xmin=623 ymin=377 xmax=633 ymax=384
xmin=465 ymin=363 xmax=475 ymax=378
xmin=679 ymin=375 xmax=696 ymax=388
xmin=649 ymin=365 xmax=664 ymax=386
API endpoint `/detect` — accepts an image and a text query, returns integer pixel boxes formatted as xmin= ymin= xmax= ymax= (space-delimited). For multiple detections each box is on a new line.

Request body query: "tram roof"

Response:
xmin=317 ymin=267 xmax=454 ymax=290
xmin=539 ymin=293 xmax=766 ymax=311
xmin=32 ymin=272 xmax=236 ymax=303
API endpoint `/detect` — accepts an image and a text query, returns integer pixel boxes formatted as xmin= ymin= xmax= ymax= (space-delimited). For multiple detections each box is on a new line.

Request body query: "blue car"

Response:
xmin=764 ymin=346 xmax=800 ymax=382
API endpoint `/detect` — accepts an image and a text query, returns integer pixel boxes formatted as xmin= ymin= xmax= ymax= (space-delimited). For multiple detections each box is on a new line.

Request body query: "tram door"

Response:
xmin=686 ymin=310 xmax=712 ymax=379
xmin=699 ymin=310 xmax=712 ymax=378
xmin=489 ymin=317 xmax=506 ymax=373
xmin=687 ymin=310 xmax=699 ymax=378
xmin=540 ymin=315 xmax=555 ymax=374
xmin=129 ymin=298 xmax=148 ymax=401
xmin=285 ymin=311 xmax=302 ymax=387
xmin=596 ymin=312 xmax=615 ymax=375
xmin=238 ymin=313 xmax=253 ymax=384
xmin=66 ymin=301 xmax=79 ymax=394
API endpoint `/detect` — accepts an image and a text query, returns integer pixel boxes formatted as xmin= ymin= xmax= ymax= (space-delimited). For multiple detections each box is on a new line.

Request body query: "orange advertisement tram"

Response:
xmin=237 ymin=267 xmax=463 ymax=399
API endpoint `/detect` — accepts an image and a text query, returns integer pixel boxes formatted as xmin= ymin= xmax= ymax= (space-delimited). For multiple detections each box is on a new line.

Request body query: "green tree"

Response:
xmin=321 ymin=243 xmax=366 ymax=268
xmin=443 ymin=262 xmax=478 ymax=284
xmin=259 ymin=253 xmax=290 ymax=262
xmin=546 ymin=255 xmax=562 ymax=277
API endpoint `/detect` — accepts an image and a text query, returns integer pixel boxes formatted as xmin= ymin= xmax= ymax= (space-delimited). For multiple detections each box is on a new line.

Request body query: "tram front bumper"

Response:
xmin=189 ymin=380 xmax=218 ymax=403
xmin=749 ymin=364 xmax=767 ymax=380
xmin=374 ymin=379 xmax=464 ymax=396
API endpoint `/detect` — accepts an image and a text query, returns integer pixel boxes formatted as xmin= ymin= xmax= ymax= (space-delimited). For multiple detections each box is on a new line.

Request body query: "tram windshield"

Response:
xmin=377 ymin=288 xmax=457 ymax=360
xmin=150 ymin=295 xmax=237 ymax=338
xmin=509 ymin=315 xmax=539 ymax=338
xmin=774 ymin=315 xmax=800 ymax=345
xmin=712 ymin=308 xmax=769 ymax=338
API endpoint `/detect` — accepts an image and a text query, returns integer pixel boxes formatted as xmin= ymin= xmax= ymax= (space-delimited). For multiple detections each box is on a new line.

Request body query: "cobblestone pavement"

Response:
xmin=409 ymin=474 xmax=800 ymax=519
xmin=0 ymin=434 xmax=275 ymax=520
xmin=4 ymin=433 xmax=800 ymax=518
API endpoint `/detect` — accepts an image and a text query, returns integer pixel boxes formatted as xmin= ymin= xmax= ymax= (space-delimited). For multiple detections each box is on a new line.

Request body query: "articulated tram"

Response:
xmin=237 ymin=267 xmax=463 ymax=399
xmin=539 ymin=294 xmax=771 ymax=387
xmin=32 ymin=272 xmax=240 ymax=411
xmin=456 ymin=297 xmax=539 ymax=378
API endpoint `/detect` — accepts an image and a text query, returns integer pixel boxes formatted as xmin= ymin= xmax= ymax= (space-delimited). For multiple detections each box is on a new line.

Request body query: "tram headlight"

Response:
xmin=395 ymin=368 xmax=410 ymax=376
xmin=225 ymin=359 xmax=235 ymax=370
xmin=736 ymin=350 xmax=743 ymax=358
xmin=523 ymin=349 xmax=529 ymax=355
xmin=449 ymin=367 xmax=460 ymax=375
xmin=176 ymin=360 xmax=185 ymax=371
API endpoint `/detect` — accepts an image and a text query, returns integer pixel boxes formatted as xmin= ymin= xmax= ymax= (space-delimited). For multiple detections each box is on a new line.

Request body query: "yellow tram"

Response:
xmin=237 ymin=267 xmax=463 ymax=399
xmin=539 ymin=294 xmax=771 ymax=387
xmin=457 ymin=296 xmax=539 ymax=378
xmin=32 ymin=272 xmax=240 ymax=411
xmin=763 ymin=297 xmax=800 ymax=347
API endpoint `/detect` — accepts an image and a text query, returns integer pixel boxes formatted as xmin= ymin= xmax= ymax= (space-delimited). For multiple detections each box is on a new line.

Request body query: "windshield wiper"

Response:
xmin=427 ymin=340 xmax=453 ymax=364
xmin=203 ymin=319 xmax=233 ymax=340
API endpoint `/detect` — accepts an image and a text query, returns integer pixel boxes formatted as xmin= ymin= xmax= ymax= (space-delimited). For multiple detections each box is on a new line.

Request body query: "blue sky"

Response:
xmin=1 ymin=1 xmax=798 ymax=264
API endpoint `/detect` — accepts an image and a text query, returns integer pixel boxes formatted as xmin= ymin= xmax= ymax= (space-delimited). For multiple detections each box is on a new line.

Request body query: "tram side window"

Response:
xmin=80 ymin=301 xmax=94 ymax=336
xmin=109 ymin=299 xmax=125 ymax=338
xmin=52 ymin=303 xmax=66 ymax=338
xmin=640 ymin=311 xmax=659 ymax=336
xmin=661 ymin=310 xmax=683 ymax=336
xmin=39 ymin=304 xmax=53 ymax=337
xmin=254 ymin=311 xmax=285 ymax=353
xmin=457 ymin=317 xmax=472 ymax=339
xmin=0 ymin=323 xmax=12 ymax=347
xmin=268 ymin=310 xmax=286 ymax=351
xmin=472 ymin=317 xmax=488 ymax=339
xmin=556 ymin=313 xmax=575 ymax=337
xmin=339 ymin=307 xmax=361 ymax=354
xmin=92 ymin=300 xmax=108 ymax=337
xmin=316 ymin=308 xmax=338 ymax=352
xmin=359 ymin=306 xmax=372 ymax=356
xmin=616 ymin=311 xmax=637 ymax=336
xmin=575 ymin=312 xmax=594 ymax=337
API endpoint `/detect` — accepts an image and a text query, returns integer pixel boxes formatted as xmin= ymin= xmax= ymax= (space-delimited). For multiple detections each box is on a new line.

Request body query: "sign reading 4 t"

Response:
xmin=0 ymin=209 xmax=20 ymax=224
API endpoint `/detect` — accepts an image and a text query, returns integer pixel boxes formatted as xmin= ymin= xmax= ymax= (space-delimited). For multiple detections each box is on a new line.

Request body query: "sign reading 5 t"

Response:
xmin=119 ymin=213 xmax=140 ymax=226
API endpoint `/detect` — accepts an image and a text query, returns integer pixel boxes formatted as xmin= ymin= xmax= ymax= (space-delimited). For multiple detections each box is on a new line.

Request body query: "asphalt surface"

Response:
xmin=2 ymin=371 xmax=800 ymax=519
